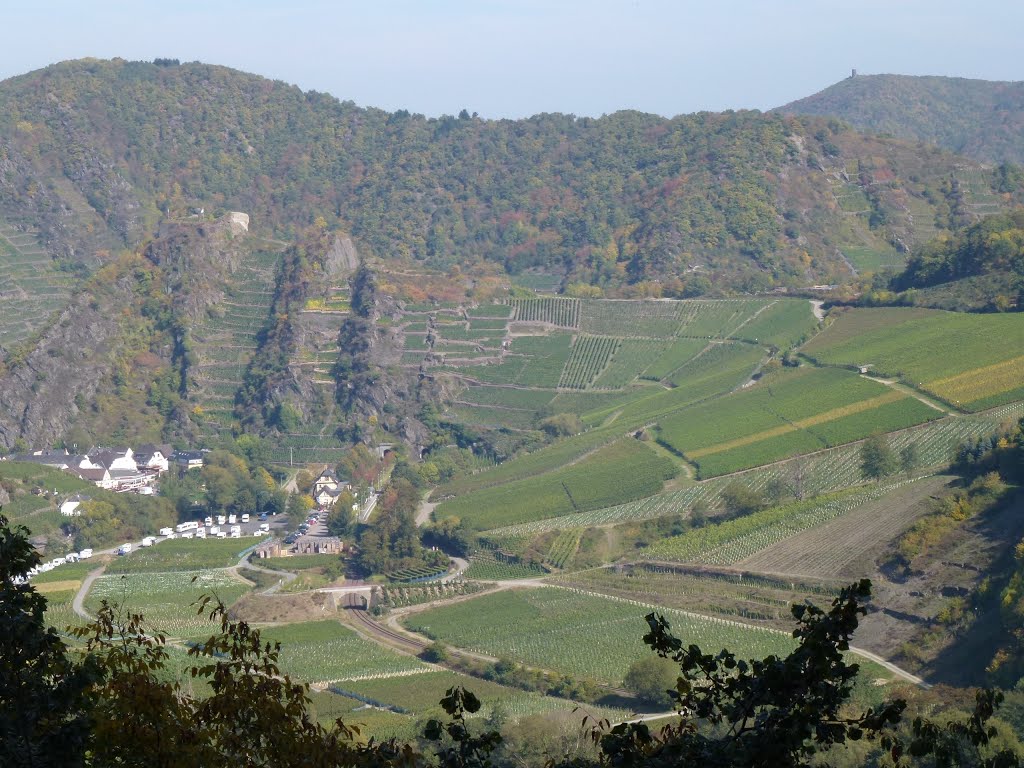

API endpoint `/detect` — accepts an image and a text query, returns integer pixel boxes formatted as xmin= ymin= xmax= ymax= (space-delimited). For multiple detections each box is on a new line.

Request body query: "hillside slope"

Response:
xmin=2 ymin=59 xmax=1023 ymax=452
xmin=778 ymin=73 xmax=1024 ymax=165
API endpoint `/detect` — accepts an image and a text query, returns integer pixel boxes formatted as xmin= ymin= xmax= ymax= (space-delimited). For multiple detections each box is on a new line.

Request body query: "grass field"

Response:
xmin=801 ymin=308 xmax=1024 ymax=410
xmin=258 ymin=620 xmax=427 ymax=683
xmin=437 ymin=438 xmax=678 ymax=530
xmin=405 ymin=587 xmax=796 ymax=685
xmin=105 ymin=538 xmax=256 ymax=573
xmin=85 ymin=570 xmax=251 ymax=637
xmin=656 ymin=367 xmax=939 ymax=477
xmin=728 ymin=300 xmax=818 ymax=349
xmin=337 ymin=668 xmax=630 ymax=724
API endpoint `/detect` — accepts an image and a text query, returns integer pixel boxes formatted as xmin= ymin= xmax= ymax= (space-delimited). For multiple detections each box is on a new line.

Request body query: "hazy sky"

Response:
xmin=2 ymin=1 xmax=1021 ymax=118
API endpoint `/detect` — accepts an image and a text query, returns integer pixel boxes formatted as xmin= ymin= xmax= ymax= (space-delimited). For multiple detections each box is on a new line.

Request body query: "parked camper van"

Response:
xmin=118 ymin=543 xmax=132 ymax=555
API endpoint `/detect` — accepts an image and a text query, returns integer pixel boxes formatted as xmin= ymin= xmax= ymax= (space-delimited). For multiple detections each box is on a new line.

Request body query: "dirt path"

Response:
xmin=415 ymin=494 xmax=438 ymax=527
xmin=849 ymin=646 xmax=931 ymax=688
xmin=809 ymin=300 xmax=826 ymax=322
xmin=861 ymin=375 xmax=951 ymax=414
xmin=72 ymin=566 xmax=106 ymax=620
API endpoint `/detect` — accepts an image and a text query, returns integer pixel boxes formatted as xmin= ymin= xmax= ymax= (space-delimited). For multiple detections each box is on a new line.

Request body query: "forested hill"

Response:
xmin=0 ymin=58 xmax=1020 ymax=293
xmin=778 ymin=73 xmax=1024 ymax=165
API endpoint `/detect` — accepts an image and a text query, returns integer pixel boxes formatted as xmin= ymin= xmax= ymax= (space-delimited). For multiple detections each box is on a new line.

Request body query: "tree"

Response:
xmin=294 ymin=469 xmax=315 ymax=495
xmin=861 ymin=434 xmax=898 ymax=480
xmin=326 ymin=491 xmax=356 ymax=538
xmin=0 ymin=514 xmax=96 ymax=768
xmin=286 ymin=492 xmax=314 ymax=527
xmin=539 ymin=413 xmax=583 ymax=438
xmin=901 ymin=442 xmax=921 ymax=477
xmin=720 ymin=482 xmax=766 ymax=519
xmin=623 ymin=655 xmax=679 ymax=708
xmin=598 ymin=579 xmax=1022 ymax=768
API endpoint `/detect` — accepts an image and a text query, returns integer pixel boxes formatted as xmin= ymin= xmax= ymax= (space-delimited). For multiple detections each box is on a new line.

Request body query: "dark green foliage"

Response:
xmin=719 ymin=481 xmax=767 ymax=519
xmin=622 ymin=655 xmax=679 ymax=708
xmin=860 ymin=433 xmax=898 ymax=480
xmin=0 ymin=514 xmax=97 ymax=768
xmin=893 ymin=211 xmax=1024 ymax=293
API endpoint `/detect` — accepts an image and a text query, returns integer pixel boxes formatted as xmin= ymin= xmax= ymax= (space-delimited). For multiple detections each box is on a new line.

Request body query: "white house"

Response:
xmin=72 ymin=466 xmax=115 ymax=490
xmin=59 ymin=494 xmax=90 ymax=517
xmin=312 ymin=469 xmax=351 ymax=508
xmin=134 ymin=444 xmax=171 ymax=473
xmin=87 ymin=447 xmax=137 ymax=473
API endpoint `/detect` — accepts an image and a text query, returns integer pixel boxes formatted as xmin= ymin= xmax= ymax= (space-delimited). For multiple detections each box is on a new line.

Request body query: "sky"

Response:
xmin=1 ymin=0 xmax=1021 ymax=119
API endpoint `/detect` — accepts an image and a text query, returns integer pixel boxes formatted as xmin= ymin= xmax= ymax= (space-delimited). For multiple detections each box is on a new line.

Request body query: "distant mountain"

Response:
xmin=778 ymin=74 xmax=1024 ymax=164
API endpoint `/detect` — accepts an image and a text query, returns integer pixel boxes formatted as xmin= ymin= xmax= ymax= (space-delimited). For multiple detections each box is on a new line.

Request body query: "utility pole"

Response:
xmin=290 ymin=447 xmax=293 ymax=467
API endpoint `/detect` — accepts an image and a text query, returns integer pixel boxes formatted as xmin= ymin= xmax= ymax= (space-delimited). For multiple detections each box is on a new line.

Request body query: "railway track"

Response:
xmin=343 ymin=596 xmax=428 ymax=654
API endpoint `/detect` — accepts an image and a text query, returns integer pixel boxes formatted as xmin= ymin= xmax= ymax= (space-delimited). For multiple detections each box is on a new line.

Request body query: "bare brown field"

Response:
xmin=737 ymin=475 xmax=952 ymax=579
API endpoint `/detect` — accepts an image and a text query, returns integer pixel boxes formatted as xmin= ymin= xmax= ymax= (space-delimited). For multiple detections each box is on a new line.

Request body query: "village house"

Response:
xmin=59 ymin=493 xmax=90 ymax=517
xmin=7 ymin=442 xmax=178 ymax=494
xmin=87 ymin=447 xmax=137 ymax=473
xmin=312 ymin=468 xmax=351 ymax=508
xmin=134 ymin=444 xmax=172 ymax=473
xmin=71 ymin=466 xmax=114 ymax=490
xmin=172 ymin=450 xmax=205 ymax=470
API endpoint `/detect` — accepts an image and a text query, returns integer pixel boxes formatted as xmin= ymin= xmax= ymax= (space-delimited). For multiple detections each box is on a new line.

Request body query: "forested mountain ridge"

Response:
xmin=0 ymin=58 xmax=1019 ymax=294
xmin=778 ymin=73 xmax=1024 ymax=165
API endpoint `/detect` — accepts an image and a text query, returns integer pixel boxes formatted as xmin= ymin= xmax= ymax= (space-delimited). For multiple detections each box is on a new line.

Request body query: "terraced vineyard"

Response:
xmin=737 ymin=474 xmax=952 ymax=578
xmin=437 ymin=437 xmax=679 ymax=530
xmin=508 ymin=296 xmax=580 ymax=327
xmin=463 ymin=550 xmax=548 ymax=580
xmin=337 ymin=669 xmax=629 ymax=723
xmin=656 ymin=367 xmax=940 ymax=477
xmin=188 ymin=246 xmax=282 ymax=434
xmin=0 ymin=222 xmax=73 ymax=352
xmin=558 ymin=335 xmax=618 ymax=388
xmin=640 ymin=479 xmax=921 ymax=566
